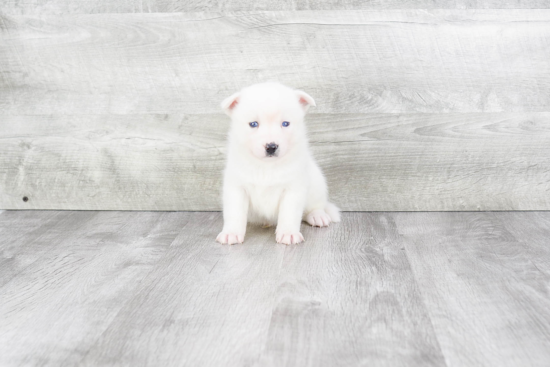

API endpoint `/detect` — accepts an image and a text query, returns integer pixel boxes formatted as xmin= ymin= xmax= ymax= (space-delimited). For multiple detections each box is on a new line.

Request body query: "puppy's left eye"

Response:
xmin=282 ymin=121 xmax=290 ymax=127
xmin=249 ymin=121 xmax=258 ymax=128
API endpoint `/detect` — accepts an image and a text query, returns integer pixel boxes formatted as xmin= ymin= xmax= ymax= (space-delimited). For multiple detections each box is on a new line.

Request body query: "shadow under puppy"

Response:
xmin=217 ymin=82 xmax=340 ymax=245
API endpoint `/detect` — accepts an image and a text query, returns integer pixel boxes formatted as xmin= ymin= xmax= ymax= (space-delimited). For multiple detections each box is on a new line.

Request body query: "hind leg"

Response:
xmin=305 ymin=209 xmax=332 ymax=227
xmin=303 ymin=162 xmax=332 ymax=227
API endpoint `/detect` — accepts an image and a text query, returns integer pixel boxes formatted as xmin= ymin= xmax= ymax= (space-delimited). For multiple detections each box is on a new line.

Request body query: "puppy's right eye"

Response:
xmin=249 ymin=121 xmax=258 ymax=128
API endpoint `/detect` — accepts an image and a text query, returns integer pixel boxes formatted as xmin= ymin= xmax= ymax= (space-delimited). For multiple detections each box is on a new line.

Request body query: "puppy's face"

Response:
xmin=222 ymin=82 xmax=315 ymax=161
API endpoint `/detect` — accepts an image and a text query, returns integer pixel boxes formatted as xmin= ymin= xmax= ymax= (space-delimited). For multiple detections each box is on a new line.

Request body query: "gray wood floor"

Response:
xmin=0 ymin=211 xmax=549 ymax=367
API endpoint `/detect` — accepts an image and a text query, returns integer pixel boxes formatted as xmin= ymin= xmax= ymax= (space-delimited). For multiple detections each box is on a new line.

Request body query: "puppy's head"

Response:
xmin=221 ymin=82 xmax=315 ymax=161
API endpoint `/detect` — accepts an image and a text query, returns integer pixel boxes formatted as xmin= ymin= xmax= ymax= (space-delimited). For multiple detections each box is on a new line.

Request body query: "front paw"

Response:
xmin=216 ymin=232 xmax=244 ymax=245
xmin=276 ymin=231 xmax=304 ymax=245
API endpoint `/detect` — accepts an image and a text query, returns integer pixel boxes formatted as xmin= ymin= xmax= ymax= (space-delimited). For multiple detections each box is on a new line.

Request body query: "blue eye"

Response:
xmin=282 ymin=121 xmax=290 ymax=127
xmin=249 ymin=121 xmax=258 ymax=128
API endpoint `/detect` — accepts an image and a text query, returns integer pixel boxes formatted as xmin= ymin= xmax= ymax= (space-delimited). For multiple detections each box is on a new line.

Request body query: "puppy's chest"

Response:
xmin=245 ymin=184 xmax=285 ymax=219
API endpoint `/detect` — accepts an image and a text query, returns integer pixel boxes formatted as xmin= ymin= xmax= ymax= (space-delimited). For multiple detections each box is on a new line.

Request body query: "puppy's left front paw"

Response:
xmin=276 ymin=232 xmax=304 ymax=245
xmin=306 ymin=209 xmax=332 ymax=227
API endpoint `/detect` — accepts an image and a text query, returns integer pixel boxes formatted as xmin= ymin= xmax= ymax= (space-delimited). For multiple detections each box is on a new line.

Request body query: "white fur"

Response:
xmin=216 ymin=82 xmax=340 ymax=245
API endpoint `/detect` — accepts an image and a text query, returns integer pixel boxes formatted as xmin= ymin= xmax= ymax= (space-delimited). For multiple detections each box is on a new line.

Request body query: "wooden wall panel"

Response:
xmin=1 ymin=113 xmax=548 ymax=211
xmin=1 ymin=11 xmax=550 ymax=115
xmin=1 ymin=9 xmax=549 ymax=210
xmin=3 ymin=0 xmax=550 ymax=15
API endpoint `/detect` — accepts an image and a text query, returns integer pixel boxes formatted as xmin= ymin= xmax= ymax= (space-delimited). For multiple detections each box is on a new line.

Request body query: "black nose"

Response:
xmin=265 ymin=143 xmax=278 ymax=156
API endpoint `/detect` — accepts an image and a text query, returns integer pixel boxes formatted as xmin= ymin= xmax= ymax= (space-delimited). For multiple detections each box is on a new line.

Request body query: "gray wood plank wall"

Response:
xmin=1 ymin=5 xmax=549 ymax=210
xmin=3 ymin=1 xmax=550 ymax=14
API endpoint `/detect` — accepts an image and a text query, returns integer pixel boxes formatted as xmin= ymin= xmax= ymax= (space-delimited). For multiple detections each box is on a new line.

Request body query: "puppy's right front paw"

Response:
xmin=216 ymin=232 xmax=244 ymax=245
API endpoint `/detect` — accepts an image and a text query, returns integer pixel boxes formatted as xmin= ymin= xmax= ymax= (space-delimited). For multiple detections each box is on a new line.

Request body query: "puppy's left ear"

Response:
xmin=296 ymin=90 xmax=316 ymax=112
xmin=221 ymin=92 xmax=241 ymax=116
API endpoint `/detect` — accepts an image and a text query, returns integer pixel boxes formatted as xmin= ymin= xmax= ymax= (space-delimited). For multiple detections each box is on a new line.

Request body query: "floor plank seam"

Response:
xmin=251 ymin=236 xmax=288 ymax=367
xmin=394 ymin=215 xmax=451 ymax=367
xmin=72 ymin=212 xmax=189 ymax=365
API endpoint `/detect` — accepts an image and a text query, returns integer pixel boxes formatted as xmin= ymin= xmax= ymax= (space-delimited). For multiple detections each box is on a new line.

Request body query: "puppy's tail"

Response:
xmin=325 ymin=202 xmax=341 ymax=223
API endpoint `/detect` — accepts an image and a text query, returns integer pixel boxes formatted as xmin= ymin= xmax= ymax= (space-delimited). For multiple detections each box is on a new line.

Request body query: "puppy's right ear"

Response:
xmin=295 ymin=90 xmax=316 ymax=112
xmin=221 ymin=92 xmax=241 ymax=116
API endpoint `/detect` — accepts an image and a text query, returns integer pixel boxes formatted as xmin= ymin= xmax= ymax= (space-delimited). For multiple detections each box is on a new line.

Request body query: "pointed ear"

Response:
xmin=296 ymin=90 xmax=316 ymax=112
xmin=221 ymin=92 xmax=241 ymax=116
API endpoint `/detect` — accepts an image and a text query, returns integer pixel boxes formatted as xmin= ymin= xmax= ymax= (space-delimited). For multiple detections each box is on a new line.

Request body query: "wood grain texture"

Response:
xmin=394 ymin=212 xmax=550 ymax=367
xmin=494 ymin=212 xmax=550 ymax=276
xmin=1 ymin=10 xmax=550 ymax=115
xmin=3 ymin=0 xmax=550 ymax=15
xmin=0 ymin=210 xmax=61 ymax=255
xmin=0 ymin=211 xmax=187 ymax=366
xmin=0 ymin=114 xmax=227 ymax=210
xmin=78 ymin=212 xmax=287 ymax=366
xmin=0 ymin=210 xmax=94 ymax=286
xmin=1 ymin=112 xmax=549 ymax=211
xmin=2 ymin=211 xmax=550 ymax=366
xmin=2 ymin=9 xmax=550 ymax=211
xmin=258 ymin=212 xmax=446 ymax=367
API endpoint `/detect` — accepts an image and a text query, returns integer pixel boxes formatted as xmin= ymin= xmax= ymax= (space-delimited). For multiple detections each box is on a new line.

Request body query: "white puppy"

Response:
xmin=216 ymin=82 xmax=340 ymax=245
